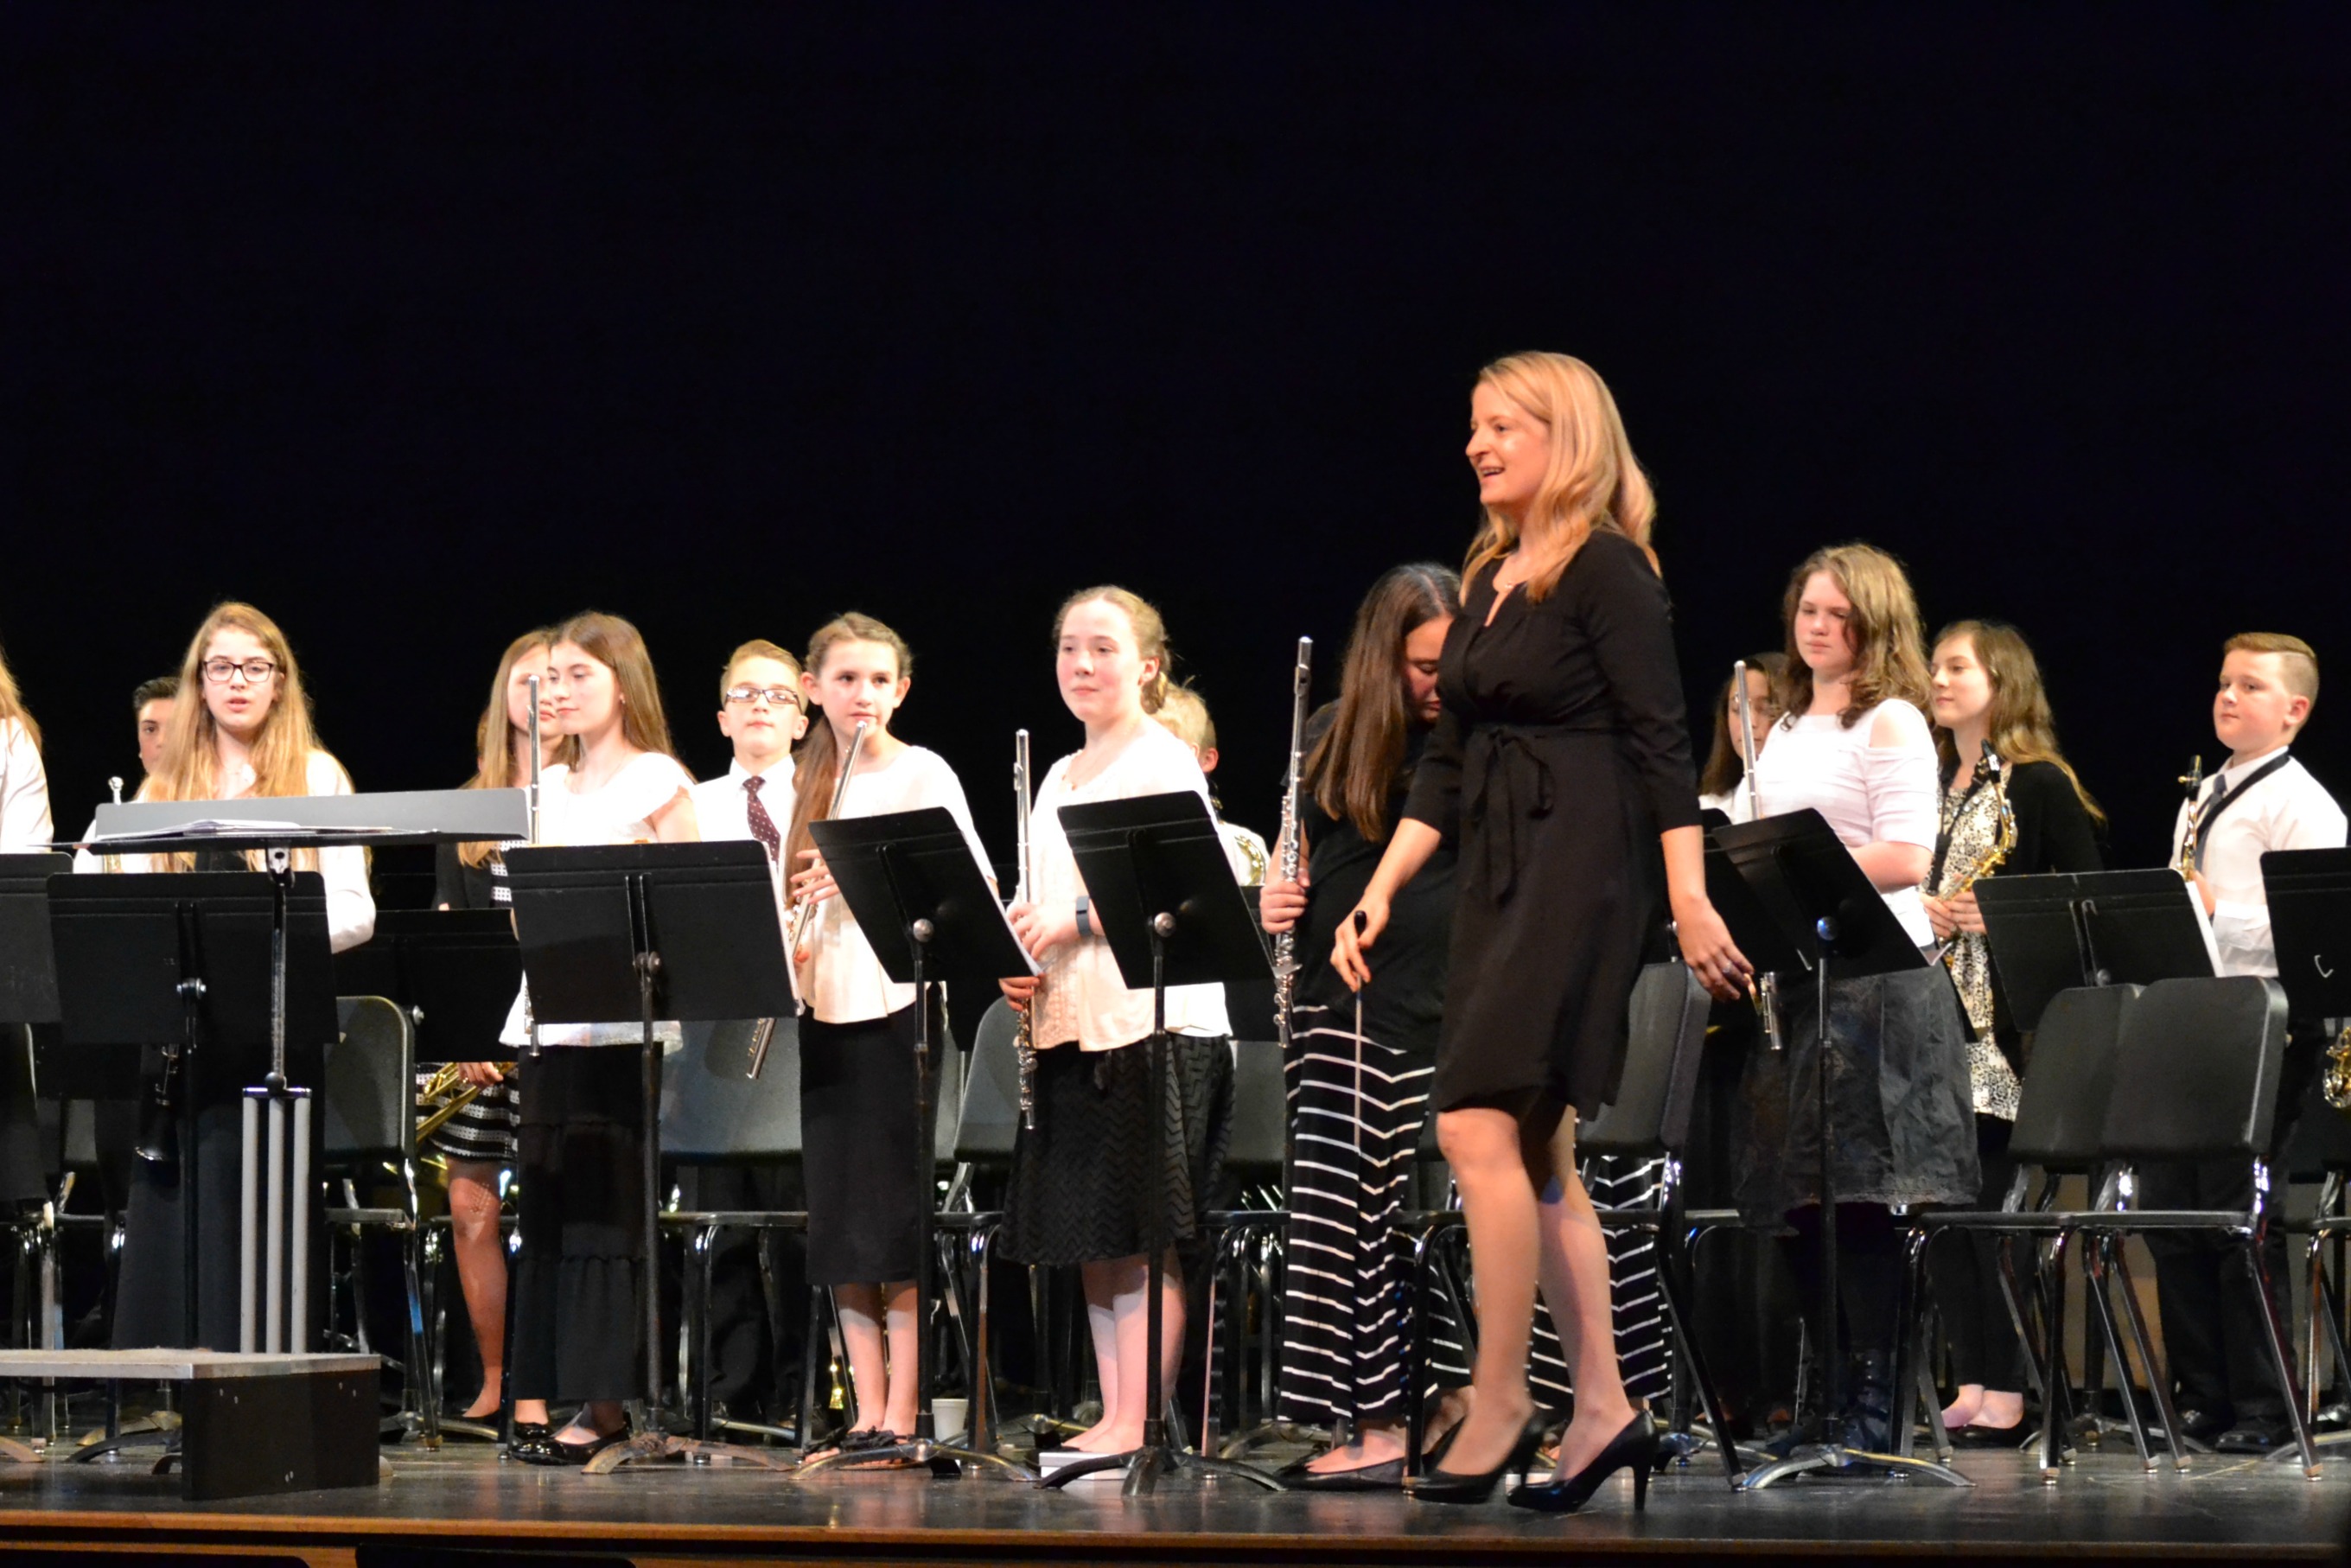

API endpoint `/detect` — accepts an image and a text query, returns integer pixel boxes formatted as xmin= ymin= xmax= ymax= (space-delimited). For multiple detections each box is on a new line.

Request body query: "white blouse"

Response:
xmin=499 ymin=750 xmax=698 ymax=1047
xmin=1029 ymin=719 xmax=1232 ymax=1052
xmin=1751 ymin=698 xmax=1939 ymax=947
xmin=0 ymin=717 xmax=53 ymax=855
xmin=797 ymin=745 xmax=991 ymax=1026
xmin=97 ymin=749 xmax=376 ymax=955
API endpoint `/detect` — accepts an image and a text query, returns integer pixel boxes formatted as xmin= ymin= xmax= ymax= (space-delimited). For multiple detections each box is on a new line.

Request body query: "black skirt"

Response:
xmin=1002 ymin=1035 xmax=1234 ymax=1267
xmin=800 ymin=1005 xmax=938 ymax=1286
xmin=510 ymin=1047 xmax=647 ymax=1403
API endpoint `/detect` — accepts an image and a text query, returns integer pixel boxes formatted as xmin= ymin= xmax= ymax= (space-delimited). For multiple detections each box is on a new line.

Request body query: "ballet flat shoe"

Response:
xmin=1507 ymin=1410 xmax=1656 ymax=1514
xmin=1405 ymin=1415 xmax=1546 ymax=1505
xmin=1287 ymin=1456 xmax=1405 ymax=1491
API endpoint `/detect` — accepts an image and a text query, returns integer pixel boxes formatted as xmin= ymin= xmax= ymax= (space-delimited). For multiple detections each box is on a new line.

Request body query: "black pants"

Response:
xmin=2138 ymin=1038 xmax=2318 ymax=1427
xmin=1930 ymin=1116 xmax=2024 ymax=1390
xmin=1787 ymin=1204 xmax=1902 ymax=1363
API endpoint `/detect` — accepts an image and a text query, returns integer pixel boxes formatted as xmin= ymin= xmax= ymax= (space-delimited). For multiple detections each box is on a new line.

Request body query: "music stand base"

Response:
xmin=1738 ymin=1443 xmax=1972 ymax=1489
xmin=584 ymin=1431 xmax=802 ymax=1475
xmin=793 ymin=1436 xmax=1037 ymax=1482
xmin=1040 ymin=1440 xmax=1286 ymax=1495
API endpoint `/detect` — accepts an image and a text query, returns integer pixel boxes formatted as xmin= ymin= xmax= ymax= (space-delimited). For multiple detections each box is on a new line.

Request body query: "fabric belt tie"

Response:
xmin=1464 ymin=722 xmax=1609 ymax=904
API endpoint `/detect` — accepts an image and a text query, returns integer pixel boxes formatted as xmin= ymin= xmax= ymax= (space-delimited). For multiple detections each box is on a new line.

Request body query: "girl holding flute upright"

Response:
xmin=785 ymin=612 xmax=990 ymax=1459
xmin=1334 ymin=354 xmax=1749 ymax=1513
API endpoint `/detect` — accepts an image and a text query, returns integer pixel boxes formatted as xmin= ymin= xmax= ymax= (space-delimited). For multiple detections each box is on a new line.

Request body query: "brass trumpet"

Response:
xmin=417 ymin=1061 xmax=518 ymax=1143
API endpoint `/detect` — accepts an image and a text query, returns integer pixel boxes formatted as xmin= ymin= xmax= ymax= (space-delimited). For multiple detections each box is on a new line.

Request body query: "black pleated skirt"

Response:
xmin=800 ymin=1005 xmax=937 ymax=1286
xmin=1001 ymin=1035 xmax=1233 ymax=1267
xmin=511 ymin=1046 xmax=647 ymax=1403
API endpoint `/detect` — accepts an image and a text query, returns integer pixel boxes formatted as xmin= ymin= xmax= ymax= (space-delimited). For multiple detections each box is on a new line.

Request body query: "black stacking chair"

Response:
xmin=319 ymin=995 xmax=435 ymax=1446
xmin=2088 ymin=976 xmax=2313 ymax=1475
xmin=1895 ymin=982 xmax=2136 ymax=1477
xmin=2282 ymin=1075 xmax=2351 ymax=1456
xmin=1199 ymin=1036 xmax=1288 ymax=1456
xmin=659 ymin=1016 xmax=807 ymax=1444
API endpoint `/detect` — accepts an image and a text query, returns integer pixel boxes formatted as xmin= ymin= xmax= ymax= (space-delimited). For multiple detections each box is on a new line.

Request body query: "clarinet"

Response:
xmin=1271 ymin=637 xmax=1313 ymax=1050
xmin=2176 ymin=755 xmax=2207 ymax=878
xmin=1011 ymin=729 xmax=1038 ymax=1130
xmin=1729 ymin=660 xmax=1787 ymax=1053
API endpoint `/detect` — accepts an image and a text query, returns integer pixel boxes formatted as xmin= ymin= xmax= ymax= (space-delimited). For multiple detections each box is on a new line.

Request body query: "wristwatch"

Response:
xmin=1075 ymin=895 xmax=1093 ymax=937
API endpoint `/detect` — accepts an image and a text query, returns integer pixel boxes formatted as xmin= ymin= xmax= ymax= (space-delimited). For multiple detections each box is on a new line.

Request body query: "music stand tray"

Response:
xmin=1975 ymin=870 xmax=2219 ymax=1034
xmin=503 ymin=840 xmax=800 ymax=1475
xmin=789 ymin=806 xmax=1037 ymax=1481
xmin=1036 ymin=790 xmax=1284 ymax=1495
xmin=1702 ymin=811 xmax=1966 ymax=1491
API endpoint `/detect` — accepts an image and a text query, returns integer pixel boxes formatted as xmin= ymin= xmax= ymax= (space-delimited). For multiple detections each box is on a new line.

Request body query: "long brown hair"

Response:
xmin=1774 ymin=544 xmax=1930 ymax=730
xmin=457 ymin=628 xmax=554 ymax=868
xmin=550 ymin=610 xmax=679 ymax=764
xmin=1698 ymin=652 xmax=1787 ymax=800
xmin=1931 ymin=620 xmax=2105 ymax=824
xmin=0 ymin=633 xmax=39 ymax=752
xmin=1306 ymin=564 xmax=1462 ymax=840
xmin=1462 ymin=353 xmax=1658 ymax=602
xmin=143 ymin=602 xmax=348 ymax=871
xmin=784 ymin=611 xmax=914 ymax=877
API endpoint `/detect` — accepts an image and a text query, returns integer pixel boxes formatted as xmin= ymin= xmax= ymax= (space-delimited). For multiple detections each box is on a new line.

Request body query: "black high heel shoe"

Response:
xmin=1405 ymin=1414 xmax=1547 ymax=1505
xmin=1507 ymin=1410 xmax=1658 ymax=1514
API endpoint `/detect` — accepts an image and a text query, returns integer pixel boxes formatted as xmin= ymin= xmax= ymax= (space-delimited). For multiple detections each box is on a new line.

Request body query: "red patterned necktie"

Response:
xmin=743 ymin=773 xmax=781 ymax=863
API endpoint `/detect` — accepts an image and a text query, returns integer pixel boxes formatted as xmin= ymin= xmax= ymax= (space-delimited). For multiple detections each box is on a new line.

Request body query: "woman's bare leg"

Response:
xmin=1531 ymin=1112 xmax=1639 ymax=1481
xmin=444 ymin=1158 xmax=508 ymax=1420
xmin=1432 ymin=1106 xmax=1539 ymax=1474
xmin=833 ymin=1283 xmax=889 ymax=1434
xmin=1071 ymin=1258 xmax=1125 ymax=1450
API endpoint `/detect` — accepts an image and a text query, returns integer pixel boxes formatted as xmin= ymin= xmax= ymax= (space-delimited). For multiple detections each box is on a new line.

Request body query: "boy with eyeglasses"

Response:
xmin=683 ymin=638 xmax=812 ymax=1432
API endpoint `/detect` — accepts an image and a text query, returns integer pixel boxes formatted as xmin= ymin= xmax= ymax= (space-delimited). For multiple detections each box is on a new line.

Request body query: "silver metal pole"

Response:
xmin=290 ymin=1091 xmax=312 ymax=1353
xmin=264 ymin=1095 xmax=287 ymax=1354
xmin=239 ymin=1094 xmax=260 ymax=1352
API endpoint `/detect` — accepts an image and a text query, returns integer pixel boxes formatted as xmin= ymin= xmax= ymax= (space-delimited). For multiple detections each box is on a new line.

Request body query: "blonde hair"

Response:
xmin=2224 ymin=632 xmax=2321 ymax=711
xmin=1154 ymin=685 xmax=1214 ymax=754
xmin=1775 ymin=544 xmax=1930 ymax=730
xmin=0 ymin=634 xmax=38 ymax=751
xmin=720 ymin=639 xmax=802 ymax=699
xmin=1054 ymin=585 xmax=1175 ymax=715
xmin=784 ymin=612 xmax=914 ymax=877
xmin=457 ymin=628 xmax=554 ymax=869
xmin=1930 ymin=621 xmax=2104 ymax=824
xmin=1462 ymin=353 xmax=1657 ymax=602
xmin=550 ymin=611 xmax=679 ymax=764
xmin=143 ymin=602 xmax=349 ymax=871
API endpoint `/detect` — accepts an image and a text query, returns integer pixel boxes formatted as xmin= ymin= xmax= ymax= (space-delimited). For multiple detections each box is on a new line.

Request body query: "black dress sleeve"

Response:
xmin=433 ymin=840 xmax=467 ymax=909
xmin=1577 ymin=534 xmax=1702 ymax=833
xmin=1402 ymin=704 xmax=1465 ymax=844
xmin=2012 ymin=762 xmax=2104 ymax=875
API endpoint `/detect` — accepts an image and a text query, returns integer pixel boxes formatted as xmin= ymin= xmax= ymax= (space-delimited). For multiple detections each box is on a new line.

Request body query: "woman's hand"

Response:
xmin=789 ymin=849 xmax=837 ymax=909
xmin=1922 ymin=895 xmax=1958 ymax=942
xmin=1332 ymin=897 xmax=1386 ymax=991
xmin=1672 ymin=894 xmax=1752 ymax=1003
xmin=1008 ymin=900 xmax=1080 ymax=964
xmin=454 ymin=1061 xmax=506 ymax=1089
xmin=1259 ymin=864 xmax=1309 ymax=934
xmin=1947 ymin=888 xmax=1986 ymax=936
xmin=999 ymin=973 xmax=1042 ymax=1012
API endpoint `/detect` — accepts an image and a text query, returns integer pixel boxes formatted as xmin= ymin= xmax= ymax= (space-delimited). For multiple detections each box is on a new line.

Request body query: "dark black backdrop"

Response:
xmin=9 ymin=8 xmax=2348 ymax=872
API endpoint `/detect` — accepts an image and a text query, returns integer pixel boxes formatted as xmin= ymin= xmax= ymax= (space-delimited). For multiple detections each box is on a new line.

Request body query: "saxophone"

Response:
xmin=2176 ymin=755 xmax=2206 ymax=878
xmin=1937 ymin=741 xmax=2017 ymax=971
xmin=1011 ymin=728 xmax=1038 ymax=1131
xmin=2325 ymin=1026 xmax=2351 ymax=1113
xmin=1271 ymin=638 xmax=1313 ymax=1051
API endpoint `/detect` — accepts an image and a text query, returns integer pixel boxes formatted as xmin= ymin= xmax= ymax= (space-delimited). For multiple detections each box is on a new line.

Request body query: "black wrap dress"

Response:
xmin=1405 ymin=532 xmax=1700 ymax=1116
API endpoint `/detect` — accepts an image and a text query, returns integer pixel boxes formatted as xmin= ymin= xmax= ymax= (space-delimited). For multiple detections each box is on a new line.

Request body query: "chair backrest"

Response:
xmin=955 ymin=999 xmax=1025 ymax=1163
xmin=324 ymin=996 xmax=416 ymax=1164
xmin=661 ymin=1017 xmax=802 ymax=1163
xmin=2100 ymin=975 xmax=2290 ymax=1163
xmin=1225 ymin=1039 xmax=1286 ymax=1178
xmin=61 ymin=1099 xmax=99 ymax=1172
xmin=2007 ymin=983 xmax=2138 ymax=1170
xmin=1580 ymin=963 xmax=1711 ymax=1159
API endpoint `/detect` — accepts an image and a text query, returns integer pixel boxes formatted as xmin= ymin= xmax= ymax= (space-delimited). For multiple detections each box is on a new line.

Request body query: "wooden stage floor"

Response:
xmin=1 ymin=1441 xmax=2347 ymax=1566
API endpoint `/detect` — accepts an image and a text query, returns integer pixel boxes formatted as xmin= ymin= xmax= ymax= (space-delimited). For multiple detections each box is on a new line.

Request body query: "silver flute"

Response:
xmin=749 ymin=720 xmax=872 ymax=1081
xmin=524 ymin=676 xmax=544 ymax=1052
xmin=1730 ymin=660 xmax=1786 ymax=1053
xmin=1011 ymin=729 xmax=1038 ymax=1130
xmin=1271 ymin=637 xmax=1313 ymax=1051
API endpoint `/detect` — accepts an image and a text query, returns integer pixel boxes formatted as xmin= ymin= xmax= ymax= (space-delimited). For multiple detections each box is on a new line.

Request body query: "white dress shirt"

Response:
xmin=690 ymin=756 xmax=796 ymax=899
xmin=797 ymin=745 xmax=991 ymax=1026
xmin=1029 ymin=719 xmax=1233 ymax=1051
xmin=2169 ymin=747 xmax=2348 ymax=978
xmin=0 ymin=718 xmax=53 ymax=854
xmin=1751 ymin=699 xmax=1940 ymax=947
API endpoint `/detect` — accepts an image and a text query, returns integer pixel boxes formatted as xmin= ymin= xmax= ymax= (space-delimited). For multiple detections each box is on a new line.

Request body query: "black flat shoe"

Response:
xmin=1288 ymin=1457 xmax=1405 ymax=1492
xmin=1507 ymin=1410 xmax=1656 ymax=1514
xmin=517 ymin=1426 xmax=628 ymax=1467
xmin=1405 ymin=1416 xmax=1545 ymax=1505
xmin=506 ymin=1422 xmax=556 ymax=1463
xmin=1946 ymin=1423 xmax=2025 ymax=1450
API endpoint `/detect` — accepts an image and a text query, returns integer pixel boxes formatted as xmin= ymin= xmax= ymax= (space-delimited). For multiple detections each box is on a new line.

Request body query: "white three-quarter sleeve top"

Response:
xmin=1751 ymin=698 xmax=1940 ymax=948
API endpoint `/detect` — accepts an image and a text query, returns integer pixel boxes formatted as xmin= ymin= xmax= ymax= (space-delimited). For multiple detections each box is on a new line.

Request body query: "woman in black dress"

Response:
xmin=1335 ymin=354 xmax=1749 ymax=1512
xmin=1920 ymin=619 xmax=2103 ymax=1442
xmin=1260 ymin=562 xmax=1460 ymax=1488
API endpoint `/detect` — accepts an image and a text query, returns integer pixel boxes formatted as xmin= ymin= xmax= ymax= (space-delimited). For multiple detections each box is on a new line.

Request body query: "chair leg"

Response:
xmin=1992 ymin=1232 xmax=2047 ymax=1402
xmin=2106 ymin=1238 xmax=2189 ymax=1473
xmin=970 ymin=1226 xmax=998 ymax=1455
xmin=2039 ymin=1233 xmax=2070 ymax=1481
xmin=1658 ymin=1228 xmax=1743 ymax=1485
xmin=2241 ymin=1228 xmax=2320 ymax=1477
xmin=1403 ymin=1224 xmax=1439 ymax=1477
xmin=2081 ymin=1235 xmax=2152 ymax=1470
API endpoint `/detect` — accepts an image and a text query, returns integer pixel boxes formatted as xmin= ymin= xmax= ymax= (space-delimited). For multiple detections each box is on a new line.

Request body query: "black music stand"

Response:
xmin=1973 ymin=870 xmax=2220 ymax=1033
xmin=502 ymin=840 xmax=800 ymax=1476
xmin=0 ymin=855 xmax=69 ymax=1458
xmin=788 ymin=806 xmax=1038 ymax=1482
xmin=1037 ymin=791 xmax=1284 ymax=1496
xmin=1702 ymin=811 xmax=1968 ymax=1490
xmin=2258 ymin=850 xmax=2351 ymax=1024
